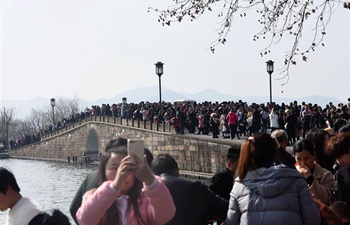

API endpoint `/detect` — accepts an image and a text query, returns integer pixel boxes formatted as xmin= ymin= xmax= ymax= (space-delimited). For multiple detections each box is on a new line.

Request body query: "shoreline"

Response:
xmin=8 ymin=156 xmax=214 ymax=181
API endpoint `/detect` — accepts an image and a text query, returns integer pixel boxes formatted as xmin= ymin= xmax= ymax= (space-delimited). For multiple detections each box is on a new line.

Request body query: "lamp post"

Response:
xmin=50 ymin=98 xmax=55 ymax=123
xmin=266 ymin=60 xmax=274 ymax=104
xmin=155 ymin=62 xmax=164 ymax=104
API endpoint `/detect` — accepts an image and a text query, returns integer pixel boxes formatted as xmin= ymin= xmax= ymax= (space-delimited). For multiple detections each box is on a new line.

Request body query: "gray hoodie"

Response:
xmin=226 ymin=165 xmax=320 ymax=225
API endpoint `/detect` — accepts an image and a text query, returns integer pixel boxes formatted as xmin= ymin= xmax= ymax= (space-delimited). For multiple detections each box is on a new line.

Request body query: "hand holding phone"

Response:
xmin=127 ymin=139 xmax=155 ymax=185
xmin=127 ymin=139 xmax=144 ymax=162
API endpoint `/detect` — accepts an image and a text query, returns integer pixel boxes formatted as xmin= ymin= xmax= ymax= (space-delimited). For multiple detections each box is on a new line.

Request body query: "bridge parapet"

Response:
xmin=10 ymin=121 xmax=241 ymax=174
xmin=41 ymin=114 xmax=175 ymax=140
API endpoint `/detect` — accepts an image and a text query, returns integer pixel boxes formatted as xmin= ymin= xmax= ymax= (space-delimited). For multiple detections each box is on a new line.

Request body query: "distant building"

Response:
xmin=174 ymin=99 xmax=197 ymax=106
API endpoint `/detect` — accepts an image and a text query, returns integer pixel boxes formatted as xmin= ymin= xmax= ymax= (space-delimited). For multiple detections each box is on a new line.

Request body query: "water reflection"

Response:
xmin=0 ymin=158 xmax=96 ymax=224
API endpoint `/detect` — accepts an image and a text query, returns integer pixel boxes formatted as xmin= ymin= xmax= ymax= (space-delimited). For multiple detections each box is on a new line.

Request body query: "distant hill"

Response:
xmin=1 ymin=86 xmax=345 ymax=119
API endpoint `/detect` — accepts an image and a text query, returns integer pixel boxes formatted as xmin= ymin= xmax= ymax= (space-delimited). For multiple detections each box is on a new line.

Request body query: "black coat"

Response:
xmin=69 ymin=171 xmax=99 ymax=224
xmin=336 ymin=167 xmax=350 ymax=206
xmin=278 ymin=147 xmax=296 ymax=168
xmin=209 ymin=168 xmax=235 ymax=201
xmin=29 ymin=210 xmax=71 ymax=225
xmin=160 ymin=174 xmax=228 ymax=225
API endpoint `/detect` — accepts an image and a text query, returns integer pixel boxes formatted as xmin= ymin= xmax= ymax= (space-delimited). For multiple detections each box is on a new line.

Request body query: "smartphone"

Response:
xmin=127 ymin=139 xmax=144 ymax=162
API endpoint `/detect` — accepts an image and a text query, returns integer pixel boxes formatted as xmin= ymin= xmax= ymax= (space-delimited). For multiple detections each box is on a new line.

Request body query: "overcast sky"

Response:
xmin=1 ymin=0 xmax=349 ymax=104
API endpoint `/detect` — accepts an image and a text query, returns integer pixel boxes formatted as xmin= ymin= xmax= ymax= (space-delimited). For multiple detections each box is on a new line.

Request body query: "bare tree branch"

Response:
xmin=0 ymin=107 xmax=17 ymax=149
xmin=149 ymin=0 xmax=347 ymax=85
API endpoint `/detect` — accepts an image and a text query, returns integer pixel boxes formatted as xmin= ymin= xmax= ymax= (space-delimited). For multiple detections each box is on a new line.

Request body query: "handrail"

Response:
xmin=40 ymin=114 xmax=176 ymax=140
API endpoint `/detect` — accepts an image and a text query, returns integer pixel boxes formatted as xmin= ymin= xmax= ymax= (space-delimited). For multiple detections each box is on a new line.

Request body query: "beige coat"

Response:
xmin=297 ymin=163 xmax=335 ymax=205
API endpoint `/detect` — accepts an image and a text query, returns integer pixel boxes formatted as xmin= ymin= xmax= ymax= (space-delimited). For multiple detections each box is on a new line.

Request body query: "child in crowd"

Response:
xmin=76 ymin=143 xmax=175 ymax=225
xmin=170 ymin=116 xmax=180 ymax=134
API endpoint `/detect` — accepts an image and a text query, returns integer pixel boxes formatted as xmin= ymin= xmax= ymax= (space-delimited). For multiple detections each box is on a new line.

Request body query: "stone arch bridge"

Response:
xmin=10 ymin=117 xmax=240 ymax=174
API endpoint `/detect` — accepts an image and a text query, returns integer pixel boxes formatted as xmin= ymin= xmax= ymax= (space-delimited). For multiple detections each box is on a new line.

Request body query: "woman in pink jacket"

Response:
xmin=76 ymin=142 xmax=175 ymax=225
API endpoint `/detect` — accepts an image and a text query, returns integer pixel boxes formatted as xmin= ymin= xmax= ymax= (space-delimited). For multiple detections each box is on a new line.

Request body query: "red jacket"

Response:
xmin=226 ymin=112 xmax=238 ymax=125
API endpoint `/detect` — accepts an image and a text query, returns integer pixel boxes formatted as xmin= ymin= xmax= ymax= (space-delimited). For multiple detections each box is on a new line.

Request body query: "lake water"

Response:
xmin=0 ymin=158 xmax=212 ymax=225
xmin=0 ymin=158 xmax=96 ymax=224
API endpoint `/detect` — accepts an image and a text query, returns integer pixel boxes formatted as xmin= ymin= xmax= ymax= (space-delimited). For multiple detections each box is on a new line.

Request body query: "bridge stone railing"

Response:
xmin=11 ymin=121 xmax=239 ymax=175
xmin=41 ymin=115 xmax=176 ymax=141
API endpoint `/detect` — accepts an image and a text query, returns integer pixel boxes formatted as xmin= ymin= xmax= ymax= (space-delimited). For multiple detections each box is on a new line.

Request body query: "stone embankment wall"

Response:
xmin=10 ymin=122 xmax=239 ymax=174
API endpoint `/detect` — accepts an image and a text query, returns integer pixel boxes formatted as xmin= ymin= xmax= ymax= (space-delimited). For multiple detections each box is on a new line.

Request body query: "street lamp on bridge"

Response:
xmin=266 ymin=60 xmax=274 ymax=104
xmin=155 ymin=62 xmax=164 ymax=104
xmin=50 ymin=98 xmax=56 ymax=123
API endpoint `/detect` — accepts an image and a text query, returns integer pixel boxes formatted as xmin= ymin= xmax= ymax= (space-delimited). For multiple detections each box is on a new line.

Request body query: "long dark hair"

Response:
xmin=306 ymin=128 xmax=335 ymax=173
xmin=237 ymin=133 xmax=278 ymax=180
xmin=97 ymin=142 xmax=146 ymax=225
xmin=293 ymin=139 xmax=315 ymax=155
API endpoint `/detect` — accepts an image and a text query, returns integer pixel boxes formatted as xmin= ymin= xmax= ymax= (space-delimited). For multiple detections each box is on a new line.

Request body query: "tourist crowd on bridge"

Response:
xmin=2 ymin=120 xmax=350 ymax=224
xmin=10 ymin=98 xmax=350 ymax=149
xmin=4 ymin=98 xmax=350 ymax=224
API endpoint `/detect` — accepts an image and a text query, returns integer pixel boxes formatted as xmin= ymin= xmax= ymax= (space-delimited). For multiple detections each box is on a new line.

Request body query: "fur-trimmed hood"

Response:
xmin=6 ymin=197 xmax=43 ymax=225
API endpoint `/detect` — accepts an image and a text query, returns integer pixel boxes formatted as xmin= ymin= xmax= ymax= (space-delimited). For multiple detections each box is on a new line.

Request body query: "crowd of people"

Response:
xmin=2 ymin=117 xmax=350 ymax=224
xmin=75 ymin=98 xmax=350 ymax=140
xmin=10 ymin=98 xmax=350 ymax=149
xmin=2 ymin=98 xmax=350 ymax=224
